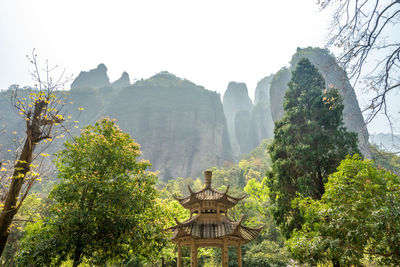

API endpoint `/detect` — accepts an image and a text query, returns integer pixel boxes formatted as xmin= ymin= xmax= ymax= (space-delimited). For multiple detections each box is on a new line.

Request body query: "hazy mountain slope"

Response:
xmin=0 ymin=70 xmax=233 ymax=181
xmin=370 ymin=133 xmax=400 ymax=154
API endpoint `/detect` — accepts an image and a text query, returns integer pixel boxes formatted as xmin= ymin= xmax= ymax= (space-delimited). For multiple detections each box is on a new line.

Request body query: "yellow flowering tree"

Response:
xmin=0 ymin=51 xmax=75 ymax=255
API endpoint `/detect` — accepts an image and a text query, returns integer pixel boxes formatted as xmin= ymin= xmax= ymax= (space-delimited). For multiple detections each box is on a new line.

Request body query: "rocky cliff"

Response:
xmin=252 ymin=75 xmax=274 ymax=141
xmin=102 ymin=72 xmax=232 ymax=180
xmin=222 ymin=77 xmax=275 ymax=158
xmin=269 ymin=47 xmax=371 ymax=158
xmin=222 ymin=82 xmax=253 ymax=158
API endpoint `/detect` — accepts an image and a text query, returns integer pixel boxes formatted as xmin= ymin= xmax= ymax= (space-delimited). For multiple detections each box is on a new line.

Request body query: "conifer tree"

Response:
xmin=267 ymin=58 xmax=359 ymax=238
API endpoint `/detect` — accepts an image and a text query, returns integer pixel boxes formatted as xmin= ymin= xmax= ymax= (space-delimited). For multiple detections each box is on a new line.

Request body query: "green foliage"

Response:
xmin=244 ymin=240 xmax=289 ymax=267
xmin=267 ymin=58 xmax=359 ymax=238
xmin=287 ymin=155 xmax=400 ymax=266
xmin=0 ymin=194 xmax=49 ymax=266
xmin=17 ymin=118 xmax=167 ymax=266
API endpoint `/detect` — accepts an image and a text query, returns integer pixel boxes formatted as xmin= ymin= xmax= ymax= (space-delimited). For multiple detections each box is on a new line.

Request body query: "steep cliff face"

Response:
xmin=269 ymin=47 xmax=371 ymax=158
xmin=70 ymin=70 xmax=233 ymax=180
xmin=270 ymin=68 xmax=291 ymax=122
xmin=103 ymin=72 xmax=232 ymax=180
xmin=252 ymin=75 xmax=274 ymax=141
xmin=222 ymin=82 xmax=253 ymax=158
xmin=71 ymin=63 xmax=110 ymax=89
xmin=222 ymin=78 xmax=276 ymax=158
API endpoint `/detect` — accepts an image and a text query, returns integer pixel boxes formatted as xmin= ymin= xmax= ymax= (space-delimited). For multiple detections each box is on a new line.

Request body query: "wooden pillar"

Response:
xmin=237 ymin=244 xmax=242 ymax=267
xmin=177 ymin=244 xmax=182 ymax=267
xmin=222 ymin=240 xmax=228 ymax=267
xmin=191 ymin=241 xmax=198 ymax=267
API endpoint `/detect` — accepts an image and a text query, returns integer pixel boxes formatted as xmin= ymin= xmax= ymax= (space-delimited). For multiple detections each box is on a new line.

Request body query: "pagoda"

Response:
xmin=168 ymin=171 xmax=263 ymax=267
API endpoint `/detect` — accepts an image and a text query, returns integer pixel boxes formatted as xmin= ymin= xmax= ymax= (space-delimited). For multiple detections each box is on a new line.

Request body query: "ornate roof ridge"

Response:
xmin=240 ymin=224 xmax=265 ymax=231
xmin=180 ymin=184 xmax=246 ymax=203
xmin=166 ymin=214 xmax=201 ymax=231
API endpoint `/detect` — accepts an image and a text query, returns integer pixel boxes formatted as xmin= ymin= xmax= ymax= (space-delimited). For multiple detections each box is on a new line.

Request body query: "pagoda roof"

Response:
xmin=173 ymin=185 xmax=246 ymax=209
xmin=168 ymin=215 xmax=263 ymax=244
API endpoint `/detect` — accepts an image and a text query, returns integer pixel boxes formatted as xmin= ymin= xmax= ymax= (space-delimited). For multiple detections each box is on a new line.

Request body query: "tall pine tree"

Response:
xmin=267 ymin=58 xmax=359 ymax=238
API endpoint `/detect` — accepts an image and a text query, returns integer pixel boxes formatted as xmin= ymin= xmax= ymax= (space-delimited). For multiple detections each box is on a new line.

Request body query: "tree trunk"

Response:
xmin=0 ymin=137 xmax=35 ymax=255
xmin=0 ymin=100 xmax=45 ymax=256
xmin=332 ymin=259 xmax=340 ymax=267
xmin=316 ymin=168 xmax=325 ymax=199
xmin=72 ymin=242 xmax=83 ymax=267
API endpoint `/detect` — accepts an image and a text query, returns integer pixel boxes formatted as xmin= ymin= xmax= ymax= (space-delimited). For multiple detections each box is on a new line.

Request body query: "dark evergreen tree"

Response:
xmin=267 ymin=58 xmax=359 ymax=238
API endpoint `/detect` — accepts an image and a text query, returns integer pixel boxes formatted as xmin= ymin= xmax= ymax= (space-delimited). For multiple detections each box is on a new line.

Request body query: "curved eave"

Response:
xmin=236 ymin=224 xmax=264 ymax=242
xmin=168 ymin=216 xmax=263 ymax=243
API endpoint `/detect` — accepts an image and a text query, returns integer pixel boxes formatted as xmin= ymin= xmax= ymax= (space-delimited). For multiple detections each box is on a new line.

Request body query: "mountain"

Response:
xmin=222 ymin=82 xmax=253 ymax=158
xmin=71 ymin=63 xmax=110 ymax=89
xmin=252 ymin=75 xmax=274 ymax=142
xmin=370 ymin=133 xmax=400 ymax=154
xmin=112 ymin=71 xmax=130 ymax=88
xmin=101 ymin=72 xmax=232 ymax=180
xmin=221 ymin=76 xmax=275 ymax=159
xmin=1 ymin=49 xmax=374 ymax=180
xmin=0 ymin=70 xmax=232 ymax=181
xmin=269 ymin=47 xmax=371 ymax=158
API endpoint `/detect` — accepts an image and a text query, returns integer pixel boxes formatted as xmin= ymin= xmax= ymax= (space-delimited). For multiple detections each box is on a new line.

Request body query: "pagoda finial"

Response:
xmin=204 ymin=170 xmax=212 ymax=187
xmin=187 ymin=185 xmax=194 ymax=194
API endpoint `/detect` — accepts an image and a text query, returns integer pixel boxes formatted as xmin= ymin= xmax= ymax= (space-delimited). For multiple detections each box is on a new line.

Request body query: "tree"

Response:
xmin=17 ymin=118 xmax=167 ymax=266
xmin=287 ymin=155 xmax=400 ymax=266
xmin=0 ymin=51 xmax=72 ymax=256
xmin=243 ymin=240 xmax=289 ymax=267
xmin=320 ymin=0 xmax=400 ymax=125
xmin=267 ymin=58 xmax=359 ymax=238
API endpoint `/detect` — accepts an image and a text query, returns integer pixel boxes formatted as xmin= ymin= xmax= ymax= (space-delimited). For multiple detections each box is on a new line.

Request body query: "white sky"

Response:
xmin=0 ymin=0 xmax=398 ymax=134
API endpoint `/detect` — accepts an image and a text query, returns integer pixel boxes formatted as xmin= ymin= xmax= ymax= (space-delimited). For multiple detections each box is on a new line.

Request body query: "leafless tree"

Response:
xmin=0 ymin=50 xmax=73 ymax=255
xmin=320 ymin=0 xmax=400 ymax=128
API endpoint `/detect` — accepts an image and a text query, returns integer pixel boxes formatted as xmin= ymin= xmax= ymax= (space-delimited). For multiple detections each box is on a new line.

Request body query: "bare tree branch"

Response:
xmin=321 ymin=0 xmax=400 ymax=129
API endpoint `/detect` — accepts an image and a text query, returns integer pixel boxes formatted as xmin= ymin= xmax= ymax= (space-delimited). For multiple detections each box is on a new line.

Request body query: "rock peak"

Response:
xmin=71 ymin=63 xmax=110 ymax=89
xmin=97 ymin=63 xmax=107 ymax=71
xmin=112 ymin=71 xmax=130 ymax=88
xmin=222 ymin=82 xmax=253 ymax=158
xmin=224 ymin=82 xmax=249 ymax=98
